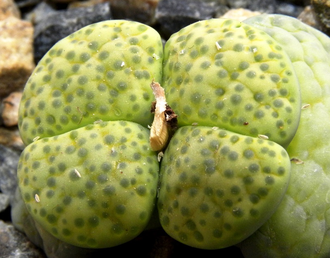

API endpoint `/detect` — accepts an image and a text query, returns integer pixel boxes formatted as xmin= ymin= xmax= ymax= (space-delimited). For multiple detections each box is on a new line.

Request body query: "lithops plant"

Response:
xmin=16 ymin=13 xmax=330 ymax=258
xmin=162 ymin=18 xmax=301 ymax=147
xmin=238 ymin=14 xmax=330 ymax=258
xmin=158 ymin=126 xmax=291 ymax=249
xmin=157 ymin=15 xmax=330 ymax=257
xmin=17 ymin=20 xmax=163 ymax=248
xmin=18 ymin=20 xmax=163 ymax=145
xmin=157 ymin=18 xmax=296 ymax=249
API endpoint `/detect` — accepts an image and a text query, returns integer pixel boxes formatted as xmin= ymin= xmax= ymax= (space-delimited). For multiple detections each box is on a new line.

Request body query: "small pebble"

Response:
xmin=1 ymin=92 xmax=22 ymax=127
xmin=0 ymin=0 xmax=21 ymax=20
xmin=109 ymin=0 xmax=159 ymax=25
xmin=0 ymin=16 xmax=34 ymax=98
xmin=0 ymin=194 xmax=10 ymax=213
xmin=220 ymin=8 xmax=261 ymax=21
xmin=0 ymin=220 xmax=46 ymax=258
xmin=0 ymin=144 xmax=20 ymax=204
xmin=33 ymin=2 xmax=111 ymax=62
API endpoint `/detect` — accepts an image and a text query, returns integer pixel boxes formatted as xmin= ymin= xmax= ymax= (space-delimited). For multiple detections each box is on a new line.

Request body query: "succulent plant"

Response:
xmin=157 ymin=15 xmax=330 ymax=257
xmin=17 ymin=20 xmax=163 ymax=248
xmin=158 ymin=126 xmax=291 ymax=249
xmin=18 ymin=20 xmax=163 ymax=145
xmin=15 ymin=14 xmax=330 ymax=258
xmin=157 ymin=17 xmax=295 ymax=249
xmin=162 ymin=18 xmax=301 ymax=148
xmin=239 ymin=14 xmax=330 ymax=258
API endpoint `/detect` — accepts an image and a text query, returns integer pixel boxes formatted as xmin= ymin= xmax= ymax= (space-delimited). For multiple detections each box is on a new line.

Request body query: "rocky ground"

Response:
xmin=0 ymin=0 xmax=329 ymax=257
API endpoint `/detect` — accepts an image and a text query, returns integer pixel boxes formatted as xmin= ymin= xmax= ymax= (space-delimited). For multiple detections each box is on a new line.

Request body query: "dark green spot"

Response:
xmin=278 ymin=166 xmax=286 ymax=175
xmin=120 ymin=178 xmax=129 ymax=188
xmin=247 ymin=71 xmax=256 ymax=78
xmin=104 ymin=135 xmax=115 ymax=145
xmin=258 ymin=187 xmax=268 ymax=196
xmin=55 ymin=70 xmax=65 ymax=79
xmin=200 ymin=203 xmax=209 ymax=213
xmin=249 ymin=194 xmax=259 ymax=204
xmin=225 ymin=199 xmax=233 ymax=207
xmin=233 ymin=43 xmax=244 ymax=52
xmin=194 ymin=231 xmax=204 ymax=242
xmin=136 ymin=185 xmax=147 ymax=196
xmin=103 ymin=185 xmax=116 ymax=196
xmin=249 ymin=163 xmax=260 ymax=173
xmin=47 ymin=177 xmax=56 ymax=187
xmin=260 ymin=63 xmax=269 ymax=71
xmin=231 ymin=94 xmax=242 ymax=105
xmin=116 ymin=204 xmax=126 ymax=215
xmin=232 ymin=207 xmax=244 ymax=217
xmin=63 ymin=196 xmax=72 ymax=205
xmin=228 ymin=151 xmax=238 ymax=161
xmin=47 ymin=214 xmax=57 ymax=224
xmin=243 ymin=149 xmax=254 ymax=159
xmin=213 ymin=229 xmax=223 ymax=238
xmin=224 ymin=169 xmax=234 ymax=178
xmin=78 ymin=148 xmax=88 ymax=157
xmin=80 ymin=53 xmax=91 ymax=62
xmin=88 ymin=216 xmax=99 ymax=227
xmin=271 ymin=74 xmax=281 ymax=83
xmin=74 ymin=218 xmax=85 ymax=228
xmin=265 ymin=176 xmax=275 ymax=185
xmin=66 ymin=51 xmax=75 ymax=60
xmin=181 ymin=207 xmax=190 ymax=216
xmin=231 ymin=185 xmax=241 ymax=195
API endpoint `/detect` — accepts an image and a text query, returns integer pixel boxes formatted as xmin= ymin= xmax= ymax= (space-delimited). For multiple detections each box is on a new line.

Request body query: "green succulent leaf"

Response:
xmin=162 ymin=18 xmax=301 ymax=147
xmin=239 ymin=14 xmax=330 ymax=258
xmin=17 ymin=120 xmax=159 ymax=248
xmin=18 ymin=20 xmax=163 ymax=145
xmin=158 ymin=126 xmax=291 ymax=249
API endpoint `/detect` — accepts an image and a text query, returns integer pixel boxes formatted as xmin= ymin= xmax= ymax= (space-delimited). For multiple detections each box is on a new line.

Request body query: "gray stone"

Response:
xmin=0 ymin=193 xmax=10 ymax=212
xmin=15 ymin=0 xmax=41 ymax=10
xmin=11 ymin=187 xmax=44 ymax=248
xmin=278 ymin=0 xmax=310 ymax=5
xmin=276 ymin=2 xmax=304 ymax=17
xmin=312 ymin=0 xmax=330 ymax=36
xmin=227 ymin=0 xmax=249 ymax=8
xmin=0 ymin=144 xmax=20 ymax=204
xmin=33 ymin=2 xmax=111 ymax=62
xmin=155 ymin=0 xmax=228 ymax=38
xmin=109 ymin=0 xmax=159 ymax=25
xmin=227 ymin=0 xmax=304 ymax=17
xmin=24 ymin=1 xmax=56 ymax=24
xmin=243 ymin=0 xmax=277 ymax=13
xmin=0 ymin=220 xmax=45 ymax=258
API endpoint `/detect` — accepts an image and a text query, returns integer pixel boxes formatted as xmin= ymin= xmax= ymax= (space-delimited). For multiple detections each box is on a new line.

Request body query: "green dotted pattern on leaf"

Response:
xmin=158 ymin=126 xmax=291 ymax=249
xmin=17 ymin=120 xmax=159 ymax=248
xmin=239 ymin=15 xmax=330 ymax=258
xmin=18 ymin=20 xmax=163 ymax=145
xmin=162 ymin=18 xmax=301 ymax=147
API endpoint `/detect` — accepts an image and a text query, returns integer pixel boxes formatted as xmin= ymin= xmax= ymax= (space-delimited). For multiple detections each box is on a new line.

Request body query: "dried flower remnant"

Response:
xmin=149 ymin=81 xmax=177 ymax=151
xmin=301 ymin=104 xmax=310 ymax=109
xmin=290 ymin=157 xmax=304 ymax=164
